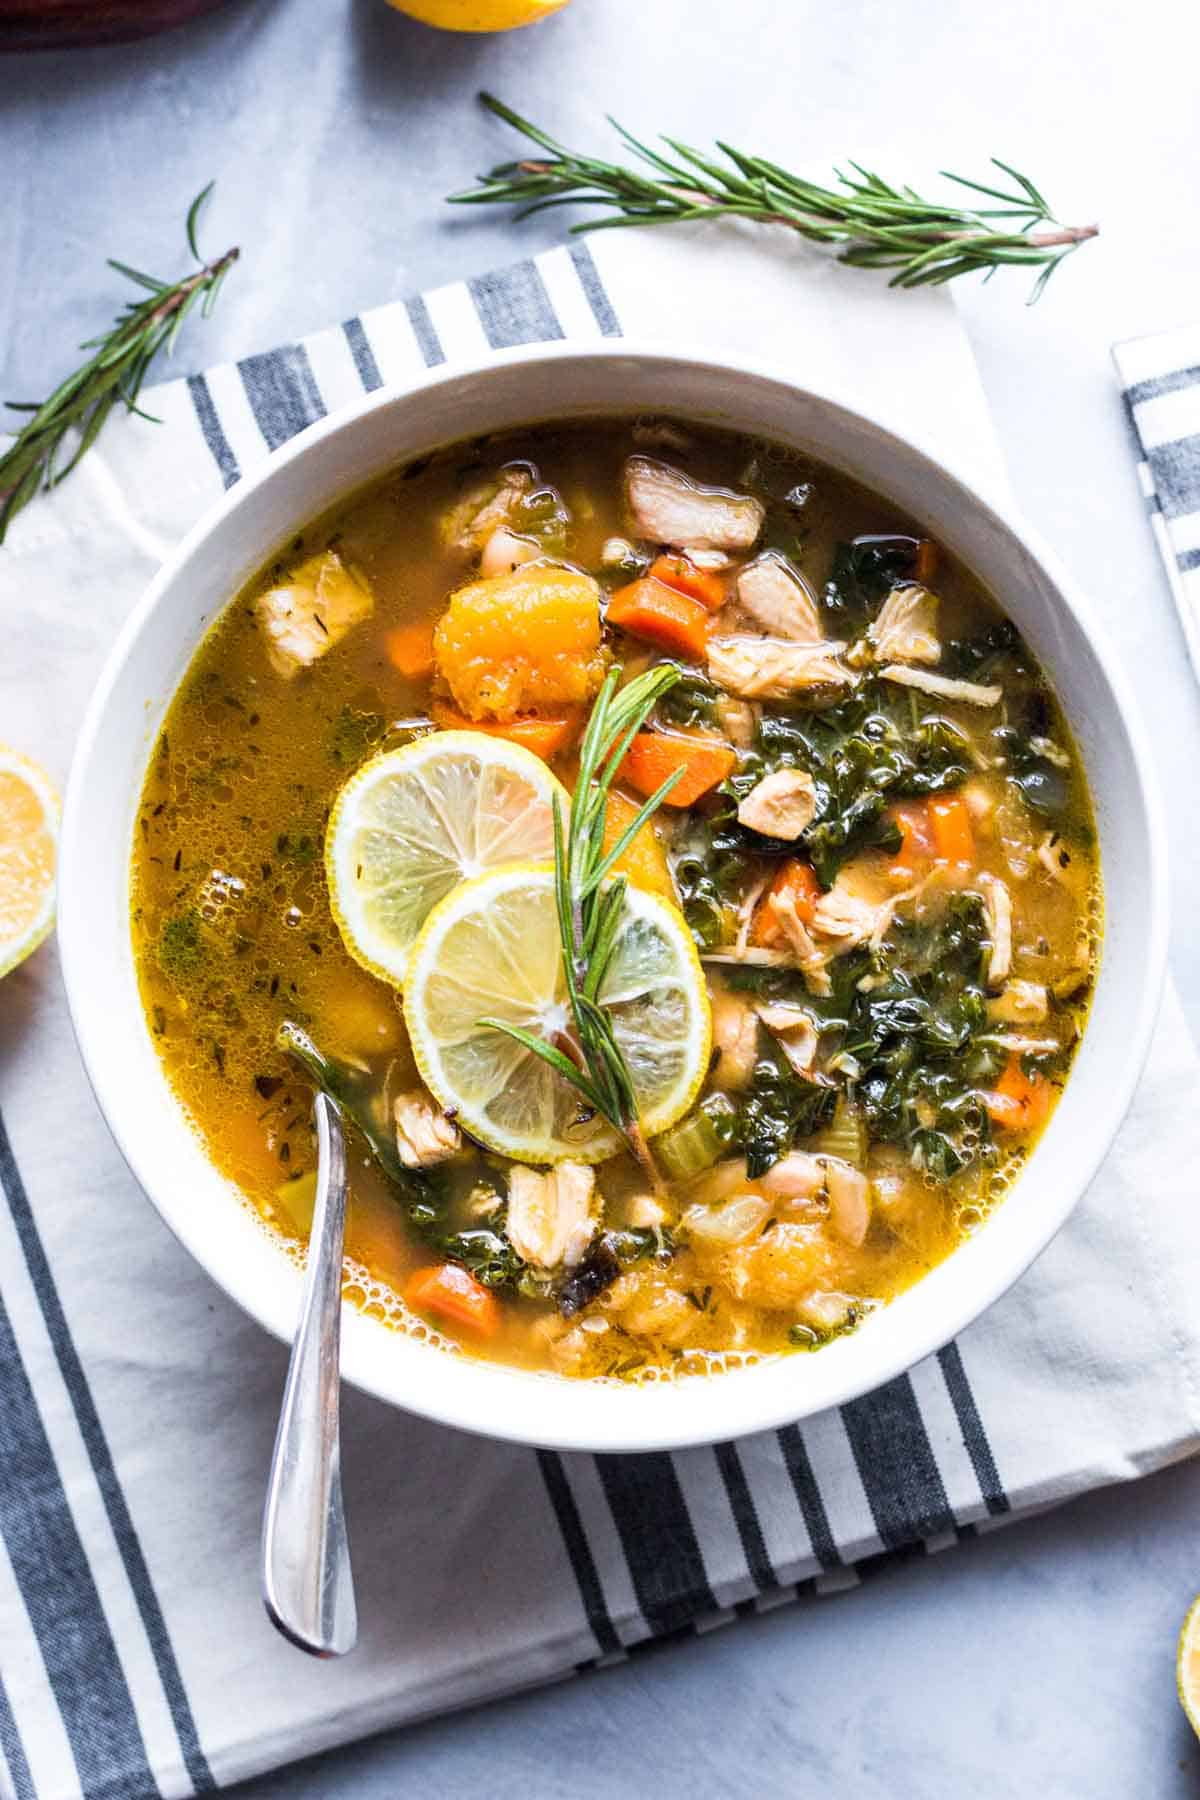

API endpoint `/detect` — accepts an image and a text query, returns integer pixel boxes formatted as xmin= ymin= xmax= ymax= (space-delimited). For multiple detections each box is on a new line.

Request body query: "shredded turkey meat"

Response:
xmin=440 ymin=466 xmax=534 ymax=559
xmin=255 ymin=550 xmax=373 ymax=680
xmin=978 ymin=872 xmax=1013 ymax=987
xmin=708 ymin=634 xmax=855 ymax=699
xmin=710 ymin=990 xmax=760 ymax=1091
xmin=866 ymin=584 xmax=940 ymax=664
xmin=393 ymin=1090 xmax=461 ymax=1168
xmin=736 ymin=552 xmax=823 ymax=643
xmin=624 ymin=455 xmax=764 ymax=551
xmin=736 ymin=768 xmax=818 ymax=839
xmin=824 ymin=1159 xmax=872 ymax=1248
xmin=766 ymin=888 xmax=832 ymax=996
xmin=878 ymin=664 xmax=1002 ymax=707
xmin=507 ymin=1162 xmax=596 ymax=1271
xmin=811 ymin=871 xmax=895 ymax=951
xmin=988 ymin=979 xmax=1049 ymax=1024
xmin=755 ymin=1002 xmax=819 ymax=1077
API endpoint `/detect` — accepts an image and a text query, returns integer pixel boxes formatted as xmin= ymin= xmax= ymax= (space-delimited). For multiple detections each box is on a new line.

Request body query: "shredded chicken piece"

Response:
xmin=255 ymin=550 xmax=373 ymax=680
xmin=733 ymin=874 xmax=769 ymax=957
xmin=988 ymin=1034 xmax=1061 ymax=1055
xmin=767 ymin=889 xmax=832 ymax=996
xmin=625 ymin=455 xmax=764 ymax=551
xmin=962 ymin=779 xmax=996 ymax=823
xmin=685 ymin=547 xmax=733 ymax=571
xmin=988 ymin=979 xmax=1049 ymax=1024
xmin=716 ymin=695 xmax=757 ymax=749
xmin=878 ymin=664 xmax=1002 ymax=707
xmin=736 ymin=768 xmax=818 ymax=839
xmin=1037 ymin=832 xmax=1076 ymax=883
xmin=978 ymin=872 xmax=1013 ymax=987
xmin=795 ymin=1290 xmax=862 ymax=1333
xmin=626 ymin=1194 xmax=671 ymax=1230
xmin=811 ymin=875 xmax=895 ymax=952
xmin=710 ymin=990 xmax=761 ymax=1091
xmin=479 ymin=526 xmax=539 ymax=579
xmin=824 ymin=1159 xmax=871 ymax=1248
xmin=866 ymin=584 xmax=940 ymax=664
xmin=440 ymin=466 xmax=534 ymax=559
xmin=708 ymin=634 xmax=855 ymax=699
xmin=393 ymin=1090 xmax=461 ymax=1168
xmin=758 ymin=1152 xmax=827 ymax=1205
xmin=736 ymin=552 xmax=823 ymax=643
xmin=755 ymin=1002 xmax=819 ymax=1077
xmin=507 ymin=1162 xmax=596 ymax=1271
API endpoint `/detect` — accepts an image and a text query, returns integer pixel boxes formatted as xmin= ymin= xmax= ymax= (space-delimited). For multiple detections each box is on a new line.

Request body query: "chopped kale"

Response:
xmin=822 ymin=534 xmax=923 ymax=629
xmin=328 ymin=705 xmax=384 ymax=769
xmin=157 ymin=909 xmax=205 ymax=980
xmin=736 ymin=1042 xmax=837 ymax=1178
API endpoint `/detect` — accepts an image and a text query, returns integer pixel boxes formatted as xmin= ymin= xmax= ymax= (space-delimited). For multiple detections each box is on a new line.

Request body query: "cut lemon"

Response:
xmin=326 ymin=731 xmax=566 ymax=987
xmin=0 ymin=747 xmax=59 ymax=980
xmin=383 ymin=0 xmax=569 ymax=29
xmin=1179 ymin=1596 xmax=1200 ymax=1738
xmin=403 ymin=863 xmax=712 ymax=1164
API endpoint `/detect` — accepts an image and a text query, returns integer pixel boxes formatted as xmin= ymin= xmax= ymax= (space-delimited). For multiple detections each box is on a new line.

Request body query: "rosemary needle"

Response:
xmin=0 ymin=184 xmax=238 ymax=545
xmin=481 ymin=663 xmax=684 ymax=1182
xmin=449 ymin=94 xmax=1097 ymax=303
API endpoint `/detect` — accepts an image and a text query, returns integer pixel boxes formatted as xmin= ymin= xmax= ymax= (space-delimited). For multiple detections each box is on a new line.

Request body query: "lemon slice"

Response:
xmin=1179 ymin=1596 xmax=1200 ymax=1738
xmin=326 ymin=732 xmax=567 ymax=987
xmin=0 ymin=747 xmax=59 ymax=980
xmin=403 ymin=862 xmax=712 ymax=1163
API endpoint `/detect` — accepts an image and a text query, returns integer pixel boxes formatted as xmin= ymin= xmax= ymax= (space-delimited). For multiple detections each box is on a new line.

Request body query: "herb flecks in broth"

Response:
xmin=131 ymin=418 xmax=1099 ymax=1382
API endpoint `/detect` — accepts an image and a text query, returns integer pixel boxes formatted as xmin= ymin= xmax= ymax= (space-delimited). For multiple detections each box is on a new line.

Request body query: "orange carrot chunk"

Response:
xmin=928 ymin=793 xmax=974 ymax=866
xmin=648 ymin=553 xmax=727 ymax=612
xmin=914 ymin=538 xmax=939 ymax=583
xmin=405 ymin=1263 xmax=500 ymax=1337
xmin=384 ymin=621 xmax=437 ymax=680
xmin=430 ymin=702 xmax=581 ymax=762
xmin=618 ymin=731 xmax=736 ymax=808
xmin=984 ymin=1055 xmax=1055 ymax=1133
xmin=606 ymin=576 xmax=710 ymax=662
xmin=751 ymin=858 xmax=822 ymax=945
xmin=888 ymin=800 xmax=936 ymax=880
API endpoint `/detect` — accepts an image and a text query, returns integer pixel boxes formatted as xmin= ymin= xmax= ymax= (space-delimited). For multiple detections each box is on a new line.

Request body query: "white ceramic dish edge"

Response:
xmin=58 ymin=340 xmax=1168 ymax=1454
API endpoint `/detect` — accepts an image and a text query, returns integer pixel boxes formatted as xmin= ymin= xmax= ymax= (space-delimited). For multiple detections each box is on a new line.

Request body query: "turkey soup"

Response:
xmin=130 ymin=417 xmax=1099 ymax=1381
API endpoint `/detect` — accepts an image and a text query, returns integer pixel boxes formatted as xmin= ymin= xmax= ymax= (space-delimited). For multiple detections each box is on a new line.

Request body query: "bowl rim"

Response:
xmin=59 ymin=336 xmax=1169 ymax=1453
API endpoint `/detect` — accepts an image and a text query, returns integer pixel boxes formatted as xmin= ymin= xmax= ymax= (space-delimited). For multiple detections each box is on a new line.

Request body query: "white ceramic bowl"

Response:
xmin=59 ymin=342 xmax=1167 ymax=1453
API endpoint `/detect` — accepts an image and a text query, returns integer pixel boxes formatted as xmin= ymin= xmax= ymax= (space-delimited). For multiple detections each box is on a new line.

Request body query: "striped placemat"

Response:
xmin=1114 ymin=323 xmax=1200 ymax=678
xmin=2 ymin=228 xmax=1198 ymax=1800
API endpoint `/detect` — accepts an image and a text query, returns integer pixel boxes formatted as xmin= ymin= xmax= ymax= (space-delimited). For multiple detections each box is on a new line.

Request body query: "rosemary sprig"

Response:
xmin=0 ymin=184 xmax=238 ymax=545
xmin=450 ymin=94 xmax=1097 ymax=303
xmin=481 ymin=664 xmax=684 ymax=1181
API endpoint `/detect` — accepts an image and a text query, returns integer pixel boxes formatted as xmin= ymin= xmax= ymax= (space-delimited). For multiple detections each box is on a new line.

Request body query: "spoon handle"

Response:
xmin=261 ymin=1092 xmax=358 ymax=1657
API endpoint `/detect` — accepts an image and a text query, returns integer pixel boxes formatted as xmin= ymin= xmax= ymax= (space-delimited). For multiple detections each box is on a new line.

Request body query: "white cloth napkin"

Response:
xmin=2 ymin=227 xmax=1198 ymax=1800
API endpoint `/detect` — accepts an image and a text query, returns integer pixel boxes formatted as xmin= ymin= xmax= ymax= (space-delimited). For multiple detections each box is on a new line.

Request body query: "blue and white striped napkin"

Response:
xmin=1114 ymin=323 xmax=1200 ymax=677
xmin=3 ymin=228 xmax=1200 ymax=1800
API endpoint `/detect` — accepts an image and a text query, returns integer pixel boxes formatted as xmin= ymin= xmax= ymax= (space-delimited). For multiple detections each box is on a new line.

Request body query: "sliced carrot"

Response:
xmin=405 ymin=1263 xmax=500 ymax=1337
xmin=602 ymin=788 xmax=674 ymax=898
xmin=430 ymin=701 xmax=581 ymax=762
xmin=618 ymin=731 xmax=736 ymax=808
xmin=984 ymin=1055 xmax=1055 ymax=1133
xmin=914 ymin=538 xmax=939 ymax=583
xmin=384 ymin=621 xmax=436 ymax=680
xmin=606 ymin=576 xmax=710 ymax=662
xmin=888 ymin=800 xmax=936 ymax=880
xmin=648 ymin=553 xmax=727 ymax=612
xmin=751 ymin=859 xmax=822 ymax=946
xmin=928 ymin=793 xmax=974 ymax=866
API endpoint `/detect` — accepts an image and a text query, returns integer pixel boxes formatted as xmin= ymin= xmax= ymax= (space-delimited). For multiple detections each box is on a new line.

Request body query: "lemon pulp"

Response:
xmin=325 ymin=731 xmax=566 ymax=988
xmin=403 ymin=862 xmax=711 ymax=1164
xmin=0 ymin=747 xmax=59 ymax=980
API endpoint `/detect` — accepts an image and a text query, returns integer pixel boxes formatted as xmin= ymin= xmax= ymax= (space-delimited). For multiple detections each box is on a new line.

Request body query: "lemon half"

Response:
xmin=384 ymin=0 xmax=569 ymax=29
xmin=0 ymin=747 xmax=59 ymax=980
xmin=403 ymin=862 xmax=711 ymax=1164
xmin=325 ymin=732 xmax=566 ymax=988
xmin=1178 ymin=1596 xmax=1200 ymax=1738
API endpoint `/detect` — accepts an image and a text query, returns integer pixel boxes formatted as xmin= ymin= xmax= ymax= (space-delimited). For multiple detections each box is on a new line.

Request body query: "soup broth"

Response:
xmin=131 ymin=417 xmax=1098 ymax=1381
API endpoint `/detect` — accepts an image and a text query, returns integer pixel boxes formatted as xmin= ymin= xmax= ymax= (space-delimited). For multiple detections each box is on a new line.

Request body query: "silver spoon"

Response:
xmin=261 ymin=1091 xmax=358 ymax=1656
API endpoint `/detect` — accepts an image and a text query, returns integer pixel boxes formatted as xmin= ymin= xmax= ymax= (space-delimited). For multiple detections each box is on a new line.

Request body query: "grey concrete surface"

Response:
xmin=5 ymin=0 xmax=1200 ymax=1792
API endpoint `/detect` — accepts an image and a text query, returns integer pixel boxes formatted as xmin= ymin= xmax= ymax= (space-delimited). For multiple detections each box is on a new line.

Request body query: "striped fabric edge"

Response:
xmin=169 ymin=233 xmax=1013 ymax=1663
xmin=0 ymin=1107 xmax=214 ymax=1800
xmin=1113 ymin=329 xmax=1200 ymax=683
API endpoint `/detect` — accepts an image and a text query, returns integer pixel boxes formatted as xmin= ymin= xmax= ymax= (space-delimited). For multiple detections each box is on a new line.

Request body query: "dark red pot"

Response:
xmin=0 ymin=0 xmax=231 ymax=50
